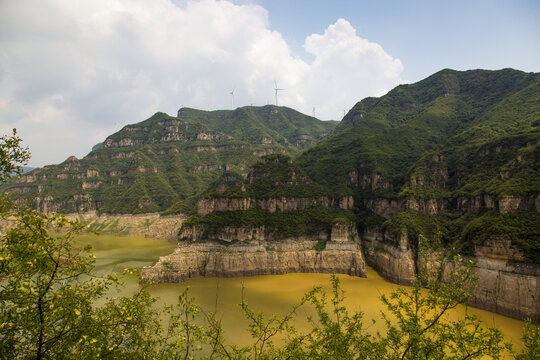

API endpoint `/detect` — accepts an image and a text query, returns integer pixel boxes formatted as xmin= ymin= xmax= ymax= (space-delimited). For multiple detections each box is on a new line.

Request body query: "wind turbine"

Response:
xmin=274 ymin=80 xmax=284 ymax=106
xmin=229 ymin=87 xmax=235 ymax=109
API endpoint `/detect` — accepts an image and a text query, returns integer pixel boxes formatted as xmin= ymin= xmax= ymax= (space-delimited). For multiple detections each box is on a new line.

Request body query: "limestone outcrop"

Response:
xmin=361 ymin=226 xmax=540 ymax=322
xmin=141 ymin=239 xmax=366 ymax=283
xmin=197 ymin=196 xmax=354 ymax=216
xmin=364 ymin=195 xmax=538 ymax=219
xmin=362 ymin=227 xmax=416 ymax=284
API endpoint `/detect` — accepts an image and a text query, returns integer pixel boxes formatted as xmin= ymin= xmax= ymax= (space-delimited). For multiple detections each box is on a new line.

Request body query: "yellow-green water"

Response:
xmin=76 ymin=234 xmax=525 ymax=351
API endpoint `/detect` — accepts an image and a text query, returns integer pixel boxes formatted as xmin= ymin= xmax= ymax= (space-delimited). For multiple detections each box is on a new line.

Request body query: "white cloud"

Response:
xmin=0 ymin=0 xmax=404 ymax=167
xmin=299 ymin=19 xmax=404 ymax=118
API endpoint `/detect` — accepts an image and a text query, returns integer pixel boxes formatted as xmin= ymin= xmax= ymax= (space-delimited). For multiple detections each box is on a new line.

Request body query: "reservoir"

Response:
xmin=76 ymin=234 xmax=525 ymax=350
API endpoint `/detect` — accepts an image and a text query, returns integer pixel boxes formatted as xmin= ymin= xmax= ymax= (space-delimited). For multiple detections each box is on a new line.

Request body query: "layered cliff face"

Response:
xmin=141 ymin=238 xmax=366 ymax=284
xmin=197 ymin=196 xmax=353 ymax=216
xmin=362 ymin=227 xmax=540 ymax=321
xmin=179 ymin=154 xmax=357 ymax=243
xmin=142 ymin=153 xmax=367 ymax=283
xmin=362 ymin=227 xmax=416 ymax=284
xmin=1 ymin=107 xmax=336 ymax=214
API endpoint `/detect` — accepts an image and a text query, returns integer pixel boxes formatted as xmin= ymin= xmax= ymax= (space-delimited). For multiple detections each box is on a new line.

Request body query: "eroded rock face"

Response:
xmin=467 ymin=237 xmax=540 ymax=321
xmin=457 ymin=195 xmax=539 ymax=213
xmin=363 ymin=199 xmax=402 ymax=219
xmin=405 ymin=198 xmax=443 ymax=214
xmin=498 ymin=196 xmax=537 ymax=213
xmin=141 ymin=240 xmax=366 ymax=283
xmin=197 ymin=196 xmax=354 ymax=216
xmin=364 ymin=198 xmax=447 ymax=218
xmin=32 ymin=196 xmax=60 ymax=213
xmin=361 ymin=227 xmax=416 ymax=284
xmin=466 ymin=258 xmax=539 ymax=321
xmin=361 ymin=227 xmax=540 ymax=321
xmin=330 ymin=222 xmax=358 ymax=243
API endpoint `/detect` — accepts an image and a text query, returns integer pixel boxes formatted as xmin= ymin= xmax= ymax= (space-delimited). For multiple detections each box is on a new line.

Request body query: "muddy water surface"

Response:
xmin=76 ymin=234 xmax=525 ymax=351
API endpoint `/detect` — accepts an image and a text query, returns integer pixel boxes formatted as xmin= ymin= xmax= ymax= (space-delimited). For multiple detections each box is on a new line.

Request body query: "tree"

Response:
xmin=0 ymin=189 xmax=166 ymax=359
xmin=374 ymin=237 xmax=510 ymax=359
xmin=0 ymin=130 xmax=233 ymax=359
xmin=515 ymin=320 xmax=539 ymax=360
xmin=0 ymin=129 xmax=30 ymax=183
xmin=0 ymin=132 xmax=170 ymax=359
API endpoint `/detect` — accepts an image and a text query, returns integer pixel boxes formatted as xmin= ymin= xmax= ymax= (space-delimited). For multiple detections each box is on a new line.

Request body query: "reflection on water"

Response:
xmin=76 ymin=234 xmax=525 ymax=350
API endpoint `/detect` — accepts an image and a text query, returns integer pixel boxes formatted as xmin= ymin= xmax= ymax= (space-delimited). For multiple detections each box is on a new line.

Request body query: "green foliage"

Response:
xmin=312 ymin=240 xmax=327 ymax=251
xmin=357 ymin=209 xmax=386 ymax=229
xmin=462 ymin=210 xmax=540 ymax=262
xmin=515 ymin=320 xmax=540 ymax=360
xmin=201 ymin=154 xmax=335 ymax=201
xmin=161 ymin=195 xmax=199 ymax=215
xmin=382 ymin=210 xmax=443 ymax=245
xmin=283 ymin=275 xmax=375 ymax=359
xmin=0 ymin=129 xmax=30 ymax=183
xmin=375 ymin=241 xmax=510 ymax=359
xmin=182 ymin=206 xmax=356 ymax=240
xmin=179 ymin=105 xmax=336 ymax=149
xmin=0 ymin=198 xmax=157 ymax=359
xmin=0 ymin=197 xmax=225 ymax=359
xmin=445 ymin=129 xmax=540 ymax=199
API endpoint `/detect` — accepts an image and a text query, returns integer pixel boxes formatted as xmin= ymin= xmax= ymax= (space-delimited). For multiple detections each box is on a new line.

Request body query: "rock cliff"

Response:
xmin=362 ymin=226 xmax=540 ymax=322
xmin=141 ymin=239 xmax=366 ymax=283
xmin=197 ymin=195 xmax=353 ymax=216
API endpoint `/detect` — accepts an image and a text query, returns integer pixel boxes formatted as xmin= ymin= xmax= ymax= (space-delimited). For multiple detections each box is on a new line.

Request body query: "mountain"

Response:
xmin=298 ymin=68 xmax=539 ymax=196
xmin=172 ymin=68 xmax=539 ymax=320
xmin=3 ymin=106 xmax=336 ymax=214
xmin=3 ymin=68 xmax=539 ymax=320
xmin=292 ymin=68 xmax=539 ymax=259
xmin=177 ymin=106 xmax=338 ymax=149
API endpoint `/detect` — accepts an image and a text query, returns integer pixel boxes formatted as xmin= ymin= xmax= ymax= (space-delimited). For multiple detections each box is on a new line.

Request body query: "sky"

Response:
xmin=1 ymin=0 xmax=539 ymax=167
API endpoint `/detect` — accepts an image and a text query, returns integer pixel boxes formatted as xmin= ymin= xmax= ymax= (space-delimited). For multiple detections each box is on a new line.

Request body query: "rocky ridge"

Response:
xmin=197 ymin=195 xmax=354 ymax=216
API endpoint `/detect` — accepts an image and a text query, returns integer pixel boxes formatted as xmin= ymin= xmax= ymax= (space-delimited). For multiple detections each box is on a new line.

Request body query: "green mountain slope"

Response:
xmin=298 ymin=68 xmax=539 ymax=195
xmin=177 ymin=106 xmax=337 ymax=151
xmin=3 ymin=107 xmax=336 ymax=214
xmin=295 ymin=68 xmax=539 ymax=261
